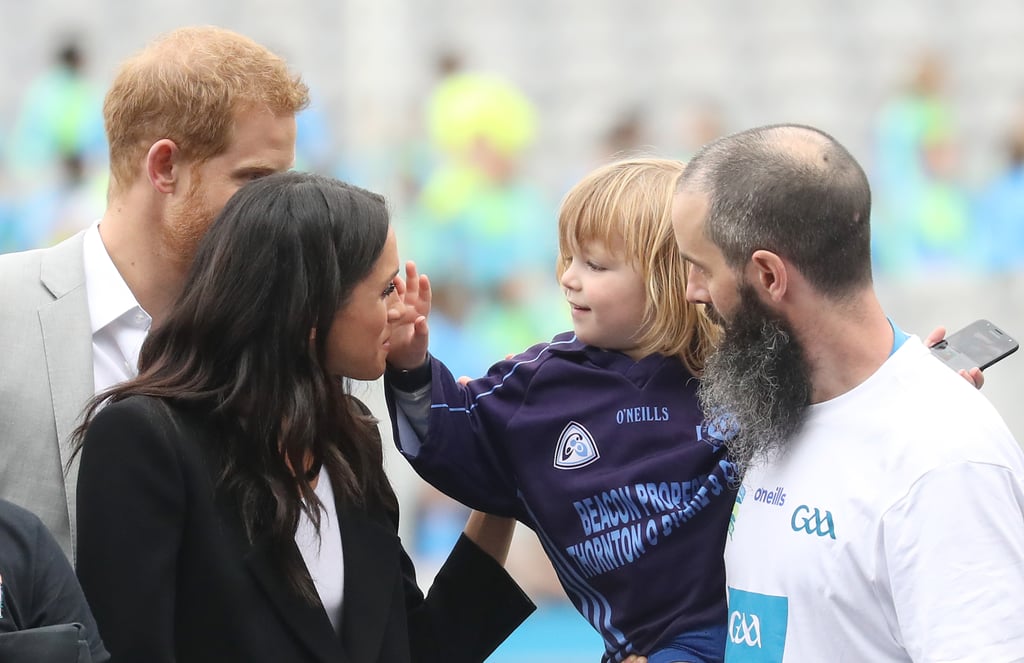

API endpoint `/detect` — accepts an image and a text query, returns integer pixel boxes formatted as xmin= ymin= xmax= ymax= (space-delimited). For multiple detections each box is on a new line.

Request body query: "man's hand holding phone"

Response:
xmin=926 ymin=326 xmax=985 ymax=389
xmin=927 ymin=319 xmax=1020 ymax=389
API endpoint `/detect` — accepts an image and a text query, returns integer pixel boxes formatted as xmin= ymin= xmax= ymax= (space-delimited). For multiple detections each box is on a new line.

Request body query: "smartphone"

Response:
xmin=930 ymin=319 xmax=1019 ymax=372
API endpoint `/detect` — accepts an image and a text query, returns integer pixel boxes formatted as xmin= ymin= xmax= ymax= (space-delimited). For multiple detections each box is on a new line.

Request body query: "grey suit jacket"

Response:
xmin=0 ymin=231 xmax=94 ymax=560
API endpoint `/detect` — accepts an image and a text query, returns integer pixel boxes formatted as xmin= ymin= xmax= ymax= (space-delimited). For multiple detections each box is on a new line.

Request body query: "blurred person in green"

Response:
xmin=6 ymin=37 xmax=105 ymax=181
xmin=399 ymin=66 xmax=564 ymax=379
xmin=871 ymin=52 xmax=975 ymax=277
xmin=972 ymin=109 xmax=1024 ymax=274
xmin=5 ymin=37 xmax=107 ymax=252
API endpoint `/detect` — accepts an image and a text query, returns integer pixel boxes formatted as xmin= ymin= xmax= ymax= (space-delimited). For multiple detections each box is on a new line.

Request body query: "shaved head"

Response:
xmin=677 ymin=123 xmax=873 ymax=299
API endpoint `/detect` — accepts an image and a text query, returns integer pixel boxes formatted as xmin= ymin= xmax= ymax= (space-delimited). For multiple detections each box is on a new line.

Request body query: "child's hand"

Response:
xmin=388 ymin=261 xmax=432 ymax=370
xmin=925 ymin=326 xmax=985 ymax=389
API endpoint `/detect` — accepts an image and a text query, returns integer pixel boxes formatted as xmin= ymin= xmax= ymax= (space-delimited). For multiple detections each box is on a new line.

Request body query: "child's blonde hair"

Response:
xmin=557 ymin=157 xmax=720 ymax=373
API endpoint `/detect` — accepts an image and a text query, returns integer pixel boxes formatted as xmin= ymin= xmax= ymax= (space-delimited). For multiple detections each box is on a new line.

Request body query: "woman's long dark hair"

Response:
xmin=72 ymin=171 xmax=397 ymax=602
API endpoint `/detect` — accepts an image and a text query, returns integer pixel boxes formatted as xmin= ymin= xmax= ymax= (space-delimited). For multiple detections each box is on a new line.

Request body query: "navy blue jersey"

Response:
xmin=389 ymin=332 xmax=739 ymax=662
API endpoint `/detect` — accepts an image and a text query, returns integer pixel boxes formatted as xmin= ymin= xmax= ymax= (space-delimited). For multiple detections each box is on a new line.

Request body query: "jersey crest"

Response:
xmin=553 ymin=421 xmax=600 ymax=470
xmin=697 ymin=412 xmax=739 ymax=451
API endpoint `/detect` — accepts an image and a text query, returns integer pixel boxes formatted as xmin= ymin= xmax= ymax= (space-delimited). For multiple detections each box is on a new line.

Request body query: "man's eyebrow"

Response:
xmin=677 ymin=250 xmax=700 ymax=266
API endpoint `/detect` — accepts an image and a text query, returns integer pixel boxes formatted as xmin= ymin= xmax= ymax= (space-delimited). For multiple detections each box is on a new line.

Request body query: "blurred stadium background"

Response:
xmin=3 ymin=1 xmax=1024 ymax=659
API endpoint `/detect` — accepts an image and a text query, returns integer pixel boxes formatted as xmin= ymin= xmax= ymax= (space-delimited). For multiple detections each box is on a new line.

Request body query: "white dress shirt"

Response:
xmin=82 ymin=223 xmax=152 ymax=393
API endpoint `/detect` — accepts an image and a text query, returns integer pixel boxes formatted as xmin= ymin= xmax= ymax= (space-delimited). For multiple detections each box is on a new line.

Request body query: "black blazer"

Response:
xmin=75 ymin=396 xmax=533 ymax=663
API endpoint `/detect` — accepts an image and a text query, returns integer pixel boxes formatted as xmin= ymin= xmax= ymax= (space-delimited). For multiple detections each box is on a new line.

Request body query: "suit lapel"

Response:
xmin=241 ymin=503 xmax=402 ymax=663
xmin=337 ymin=504 xmax=403 ymax=663
xmin=244 ymin=534 xmax=350 ymax=663
xmin=181 ymin=408 xmax=349 ymax=663
xmin=37 ymin=232 xmax=93 ymax=556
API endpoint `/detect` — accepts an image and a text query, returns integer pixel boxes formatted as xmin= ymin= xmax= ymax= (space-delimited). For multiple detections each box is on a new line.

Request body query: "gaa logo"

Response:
xmin=729 ymin=611 xmax=762 ymax=648
xmin=790 ymin=505 xmax=836 ymax=539
xmin=725 ymin=588 xmax=787 ymax=660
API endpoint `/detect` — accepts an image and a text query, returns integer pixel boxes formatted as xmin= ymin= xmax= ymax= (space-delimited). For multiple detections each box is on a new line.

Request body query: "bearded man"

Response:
xmin=673 ymin=123 xmax=1024 ymax=662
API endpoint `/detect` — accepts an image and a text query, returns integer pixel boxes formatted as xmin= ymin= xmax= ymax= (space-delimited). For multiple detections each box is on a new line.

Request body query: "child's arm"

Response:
xmin=384 ymin=260 xmax=530 ymax=519
xmin=386 ymin=355 xmax=523 ymax=518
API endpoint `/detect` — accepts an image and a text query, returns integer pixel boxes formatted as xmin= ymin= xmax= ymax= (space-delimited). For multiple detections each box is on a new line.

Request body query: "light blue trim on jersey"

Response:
xmin=888 ymin=317 xmax=909 ymax=357
xmin=519 ymin=494 xmax=634 ymax=660
xmin=431 ymin=335 xmax=579 ymax=413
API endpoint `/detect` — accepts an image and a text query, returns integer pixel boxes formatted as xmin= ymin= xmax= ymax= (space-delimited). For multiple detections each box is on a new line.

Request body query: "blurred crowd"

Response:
xmin=6 ymin=42 xmax=1024 ymax=287
xmin=871 ymin=53 xmax=1024 ymax=276
xmin=3 ymin=37 xmax=1024 ymax=616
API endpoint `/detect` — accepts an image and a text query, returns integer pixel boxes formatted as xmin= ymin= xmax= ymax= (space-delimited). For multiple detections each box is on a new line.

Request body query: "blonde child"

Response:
xmin=386 ymin=158 xmax=734 ymax=662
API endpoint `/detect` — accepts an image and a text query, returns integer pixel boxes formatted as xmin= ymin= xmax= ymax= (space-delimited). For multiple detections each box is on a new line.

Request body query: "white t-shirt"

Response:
xmin=724 ymin=337 xmax=1024 ymax=662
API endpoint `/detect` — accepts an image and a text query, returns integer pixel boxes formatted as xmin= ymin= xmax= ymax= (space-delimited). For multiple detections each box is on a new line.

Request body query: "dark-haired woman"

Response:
xmin=73 ymin=171 xmax=533 ymax=662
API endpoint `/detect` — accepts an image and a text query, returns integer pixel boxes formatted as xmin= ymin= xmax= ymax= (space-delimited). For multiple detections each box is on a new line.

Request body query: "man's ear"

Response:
xmin=748 ymin=249 xmax=788 ymax=303
xmin=146 ymin=139 xmax=181 ymax=193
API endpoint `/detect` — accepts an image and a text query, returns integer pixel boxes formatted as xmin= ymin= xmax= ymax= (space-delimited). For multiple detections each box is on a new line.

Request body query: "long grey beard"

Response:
xmin=698 ymin=292 xmax=812 ymax=478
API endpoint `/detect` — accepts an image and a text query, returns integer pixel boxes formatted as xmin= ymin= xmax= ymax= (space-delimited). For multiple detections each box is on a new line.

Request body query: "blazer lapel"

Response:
xmin=337 ymin=504 xmax=403 ymax=663
xmin=245 ymin=535 xmax=350 ymax=663
xmin=37 ymin=232 xmax=94 ymax=555
xmin=242 ymin=505 xmax=402 ymax=663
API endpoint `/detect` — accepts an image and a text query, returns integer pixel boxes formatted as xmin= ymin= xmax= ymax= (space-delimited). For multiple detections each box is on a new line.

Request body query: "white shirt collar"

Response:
xmin=82 ymin=222 xmax=150 ymax=333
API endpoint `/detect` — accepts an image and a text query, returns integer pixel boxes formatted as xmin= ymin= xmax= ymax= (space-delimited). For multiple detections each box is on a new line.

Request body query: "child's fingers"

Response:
xmin=414 ymin=315 xmax=430 ymax=337
xmin=404 ymin=260 xmax=419 ymax=286
xmin=417 ymin=274 xmax=431 ymax=309
xmin=401 ymin=261 xmax=419 ymax=300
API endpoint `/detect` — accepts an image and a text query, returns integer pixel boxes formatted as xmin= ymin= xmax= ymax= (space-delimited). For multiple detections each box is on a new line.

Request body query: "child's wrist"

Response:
xmin=385 ymin=355 xmax=431 ymax=391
